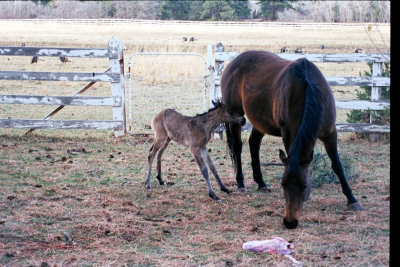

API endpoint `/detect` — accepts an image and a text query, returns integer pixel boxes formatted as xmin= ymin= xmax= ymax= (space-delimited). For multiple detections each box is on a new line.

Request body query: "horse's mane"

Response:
xmin=288 ymin=59 xmax=325 ymax=176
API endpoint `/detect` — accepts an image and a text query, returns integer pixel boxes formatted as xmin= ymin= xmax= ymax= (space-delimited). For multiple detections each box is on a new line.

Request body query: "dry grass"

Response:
xmin=0 ymin=20 xmax=390 ymax=266
xmin=0 ymin=133 xmax=390 ymax=266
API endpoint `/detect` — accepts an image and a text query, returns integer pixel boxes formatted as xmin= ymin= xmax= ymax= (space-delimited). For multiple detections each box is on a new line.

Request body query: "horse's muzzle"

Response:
xmin=283 ymin=218 xmax=299 ymax=229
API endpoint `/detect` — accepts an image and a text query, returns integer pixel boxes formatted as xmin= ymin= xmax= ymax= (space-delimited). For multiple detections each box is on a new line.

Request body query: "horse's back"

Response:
xmin=221 ymin=50 xmax=291 ymax=135
xmin=221 ymin=50 xmax=336 ymax=137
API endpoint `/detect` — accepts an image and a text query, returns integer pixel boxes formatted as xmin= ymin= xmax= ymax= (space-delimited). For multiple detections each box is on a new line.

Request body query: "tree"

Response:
xmin=200 ymin=1 xmax=236 ymax=21
xmin=30 ymin=0 xmax=54 ymax=6
xmin=160 ymin=0 xmax=192 ymax=20
xmin=257 ymin=0 xmax=297 ymax=21
xmin=159 ymin=0 xmax=250 ymax=21
xmin=228 ymin=0 xmax=251 ymax=20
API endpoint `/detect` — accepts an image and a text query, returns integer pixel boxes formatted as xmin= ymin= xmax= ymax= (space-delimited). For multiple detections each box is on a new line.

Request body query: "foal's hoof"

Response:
xmin=221 ymin=187 xmax=232 ymax=194
xmin=347 ymin=202 xmax=363 ymax=211
xmin=209 ymin=192 xmax=221 ymax=202
xmin=257 ymin=185 xmax=271 ymax=192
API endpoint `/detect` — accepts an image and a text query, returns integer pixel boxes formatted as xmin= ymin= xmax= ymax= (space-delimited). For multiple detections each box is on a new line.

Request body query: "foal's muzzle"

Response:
xmin=240 ymin=117 xmax=246 ymax=126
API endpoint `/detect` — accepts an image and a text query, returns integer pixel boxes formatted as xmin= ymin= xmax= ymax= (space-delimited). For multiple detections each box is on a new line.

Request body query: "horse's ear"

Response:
xmin=279 ymin=149 xmax=288 ymax=166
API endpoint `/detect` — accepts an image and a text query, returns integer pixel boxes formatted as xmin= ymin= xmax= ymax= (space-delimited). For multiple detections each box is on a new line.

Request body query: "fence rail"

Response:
xmin=210 ymin=43 xmax=390 ymax=133
xmin=0 ymin=37 xmax=126 ymax=136
xmin=0 ymin=19 xmax=390 ymax=30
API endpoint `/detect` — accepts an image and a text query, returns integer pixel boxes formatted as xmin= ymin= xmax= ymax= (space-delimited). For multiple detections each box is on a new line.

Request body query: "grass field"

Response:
xmin=0 ymin=20 xmax=391 ymax=266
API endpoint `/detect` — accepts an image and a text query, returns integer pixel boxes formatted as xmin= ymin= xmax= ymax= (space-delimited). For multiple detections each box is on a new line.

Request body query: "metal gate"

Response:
xmin=127 ymin=52 xmax=209 ymax=134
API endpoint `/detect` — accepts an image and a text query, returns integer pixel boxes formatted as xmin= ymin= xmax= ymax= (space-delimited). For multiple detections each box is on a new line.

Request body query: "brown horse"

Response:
xmin=221 ymin=50 xmax=362 ymax=229
xmin=145 ymin=100 xmax=245 ymax=201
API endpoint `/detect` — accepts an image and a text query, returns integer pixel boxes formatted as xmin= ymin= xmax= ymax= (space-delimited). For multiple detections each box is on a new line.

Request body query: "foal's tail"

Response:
xmin=288 ymin=58 xmax=325 ymax=175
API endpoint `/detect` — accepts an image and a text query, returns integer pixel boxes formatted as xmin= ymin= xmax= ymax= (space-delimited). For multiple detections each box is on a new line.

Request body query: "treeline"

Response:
xmin=0 ymin=0 xmax=390 ymax=23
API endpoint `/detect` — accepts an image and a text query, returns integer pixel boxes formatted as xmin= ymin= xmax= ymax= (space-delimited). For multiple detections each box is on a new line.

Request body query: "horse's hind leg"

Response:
xmin=226 ymin=123 xmax=245 ymax=191
xmin=320 ymin=130 xmax=363 ymax=211
xmin=192 ymin=148 xmax=220 ymax=201
xmin=156 ymin=138 xmax=171 ymax=185
xmin=202 ymin=149 xmax=232 ymax=194
xmin=145 ymin=137 xmax=167 ymax=190
xmin=249 ymin=128 xmax=269 ymax=191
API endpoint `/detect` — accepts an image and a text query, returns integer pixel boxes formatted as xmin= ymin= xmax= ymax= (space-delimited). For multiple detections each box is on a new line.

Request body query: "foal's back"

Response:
xmin=153 ymin=108 xmax=192 ymax=147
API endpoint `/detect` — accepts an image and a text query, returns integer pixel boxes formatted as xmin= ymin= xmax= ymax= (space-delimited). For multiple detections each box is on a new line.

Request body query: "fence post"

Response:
xmin=207 ymin=44 xmax=215 ymax=108
xmin=212 ymin=43 xmax=226 ymax=140
xmin=108 ymin=37 xmax=126 ymax=137
xmin=213 ymin=42 xmax=225 ymax=104
xmin=369 ymin=62 xmax=383 ymax=141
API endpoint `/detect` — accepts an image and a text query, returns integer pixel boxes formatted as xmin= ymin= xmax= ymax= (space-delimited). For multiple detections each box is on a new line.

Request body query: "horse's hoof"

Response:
xmin=236 ymin=187 xmax=247 ymax=193
xmin=258 ymin=185 xmax=271 ymax=192
xmin=347 ymin=202 xmax=363 ymax=211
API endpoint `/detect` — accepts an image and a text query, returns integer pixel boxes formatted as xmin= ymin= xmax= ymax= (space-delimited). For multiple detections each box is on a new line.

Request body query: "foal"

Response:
xmin=145 ymin=100 xmax=245 ymax=201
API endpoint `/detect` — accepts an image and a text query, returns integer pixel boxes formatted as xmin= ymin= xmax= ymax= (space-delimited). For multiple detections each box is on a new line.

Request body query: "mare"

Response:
xmin=221 ymin=51 xmax=363 ymax=229
xmin=145 ymin=100 xmax=245 ymax=201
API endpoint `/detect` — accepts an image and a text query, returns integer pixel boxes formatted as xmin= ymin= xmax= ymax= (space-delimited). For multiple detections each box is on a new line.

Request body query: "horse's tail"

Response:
xmin=288 ymin=58 xmax=325 ymax=175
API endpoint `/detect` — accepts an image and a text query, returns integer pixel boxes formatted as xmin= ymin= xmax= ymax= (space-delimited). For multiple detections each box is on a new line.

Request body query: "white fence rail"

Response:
xmin=210 ymin=43 xmax=390 ymax=133
xmin=0 ymin=19 xmax=390 ymax=30
xmin=0 ymin=37 xmax=126 ymax=136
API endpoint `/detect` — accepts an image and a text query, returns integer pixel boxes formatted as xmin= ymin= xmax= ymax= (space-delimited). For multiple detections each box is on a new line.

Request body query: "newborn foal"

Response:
xmin=145 ymin=100 xmax=245 ymax=201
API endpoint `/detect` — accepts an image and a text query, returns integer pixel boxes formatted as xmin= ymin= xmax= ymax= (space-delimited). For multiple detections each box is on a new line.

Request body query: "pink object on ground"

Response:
xmin=242 ymin=236 xmax=303 ymax=266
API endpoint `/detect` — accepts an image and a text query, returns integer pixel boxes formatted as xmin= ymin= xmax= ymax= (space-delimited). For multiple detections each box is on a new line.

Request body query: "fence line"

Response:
xmin=0 ymin=19 xmax=390 ymax=30
xmin=210 ymin=43 xmax=390 ymax=133
xmin=0 ymin=37 xmax=126 ymax=136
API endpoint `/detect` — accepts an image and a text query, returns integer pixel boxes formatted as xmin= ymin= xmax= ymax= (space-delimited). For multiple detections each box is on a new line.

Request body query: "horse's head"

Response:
xmin=279 ymin=149 xmax=312 ymax=229
xmin=212 ymin=100 xmax=246 ymax=126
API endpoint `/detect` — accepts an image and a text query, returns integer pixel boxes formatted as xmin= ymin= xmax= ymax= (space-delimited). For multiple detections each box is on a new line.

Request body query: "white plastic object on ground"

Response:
xmin=242 ymin=236 xmax=303 ymax=266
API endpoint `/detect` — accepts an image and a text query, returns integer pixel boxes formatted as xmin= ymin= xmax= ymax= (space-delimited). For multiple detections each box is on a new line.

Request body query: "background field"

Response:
xmin=0 ymin=20 xmax=390 ymax=266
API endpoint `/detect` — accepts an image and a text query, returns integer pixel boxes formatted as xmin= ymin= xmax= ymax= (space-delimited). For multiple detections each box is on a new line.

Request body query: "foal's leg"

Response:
xmin=320 ymin=130 xmax=363 ymax=211
xmin=191 ymin=147 xmax=220 ymax=201
xmin=227 ymin=123 xmax=245 ymax=191
xmin=155 ymin=138 xmax=171 ymax=185
xmin=249 ymin=128 xmax=269 ymax=191
xmin=202 ymin=149 xmax=232 ymax=194
xmin=145 ymin=137 xmax=168 ymax=190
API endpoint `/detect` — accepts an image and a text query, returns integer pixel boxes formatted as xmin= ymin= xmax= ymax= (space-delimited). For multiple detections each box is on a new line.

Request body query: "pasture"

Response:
xmin=0 ymin=20 xmax=390 ymax=266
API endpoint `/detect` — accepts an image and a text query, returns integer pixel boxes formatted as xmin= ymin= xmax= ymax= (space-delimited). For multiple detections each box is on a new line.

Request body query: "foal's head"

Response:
xmin=279 ymin=149 xmax=313 ymax=229
xmin=211 ymin=100 xmax=246 ymax=126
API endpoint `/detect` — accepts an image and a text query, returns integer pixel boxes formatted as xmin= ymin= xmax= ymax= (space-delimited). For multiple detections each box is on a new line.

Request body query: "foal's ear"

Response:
xmin=212 ymin=99 xmax=223 ymax=107
xmin=279 ymin=149 xmax=288 ymax=166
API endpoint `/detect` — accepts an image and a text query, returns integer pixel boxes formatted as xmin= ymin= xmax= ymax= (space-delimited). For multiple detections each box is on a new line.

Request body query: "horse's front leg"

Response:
xmin=202 ymin=149 xmax=232 ymax=194
xmin=249 ymin=128 xmax=269 ymax=191
xmin=320 ymin=131 xmax=362 ymax=211
xmin=191 ymin=148 xmax=220 ymax=201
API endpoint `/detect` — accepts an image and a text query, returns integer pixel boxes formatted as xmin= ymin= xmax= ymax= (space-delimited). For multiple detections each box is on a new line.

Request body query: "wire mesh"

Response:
xmin=127 ymin=53 xmax=209 ymax=134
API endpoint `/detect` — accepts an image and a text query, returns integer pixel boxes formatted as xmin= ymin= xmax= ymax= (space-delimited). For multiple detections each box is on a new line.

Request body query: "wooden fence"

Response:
xmin=209 ymin=43 xmax=390 ymax=133
xmin=0 ymin=37 xmax=126 ymax=137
